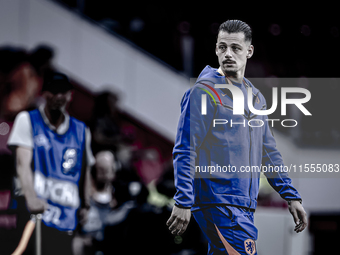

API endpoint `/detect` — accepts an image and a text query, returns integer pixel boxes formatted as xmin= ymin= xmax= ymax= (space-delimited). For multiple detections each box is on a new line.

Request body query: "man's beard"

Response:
xmin=223 ymin=69 xmax=237 ymax=77
xmin=221 ymin=63 xmax=238 ymax=76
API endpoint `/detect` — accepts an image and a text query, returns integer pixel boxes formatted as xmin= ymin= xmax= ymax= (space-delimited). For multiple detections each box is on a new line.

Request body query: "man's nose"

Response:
xmin=224 ymin=48 xmax=232 ymax=58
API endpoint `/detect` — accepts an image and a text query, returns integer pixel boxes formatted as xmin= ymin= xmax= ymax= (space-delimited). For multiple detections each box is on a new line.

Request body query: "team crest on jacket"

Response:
xmin=34 ymin=134 xmax=51 ymax=150
xmin=244 ymin=239 xmax=256 ymax=255
xmin=62 ymin=148 xmax=78 ymax=175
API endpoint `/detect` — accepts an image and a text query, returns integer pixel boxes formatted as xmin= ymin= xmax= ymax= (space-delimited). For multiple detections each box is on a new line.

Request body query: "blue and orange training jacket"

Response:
xmin=173 ymin=65 xmax=301 ymax=211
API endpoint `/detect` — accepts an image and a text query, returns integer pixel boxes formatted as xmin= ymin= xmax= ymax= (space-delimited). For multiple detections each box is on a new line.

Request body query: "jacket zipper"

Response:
xmin=248 ymin=124 xmax=253 ymax=209
xmin=243 ymin=78 xmax=261 ymax=210
xmin=247 ymin=107 xmax=265 ymax=210
xmin=216 ymin=97 xmax=266 ymax=210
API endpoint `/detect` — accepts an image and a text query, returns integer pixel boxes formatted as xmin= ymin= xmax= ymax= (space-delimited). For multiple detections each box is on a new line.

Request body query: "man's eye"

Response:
xmin=233 ymin=46 xmax=241 ymax=51
xmin=219 ymin=46 xmax=226 ymax=50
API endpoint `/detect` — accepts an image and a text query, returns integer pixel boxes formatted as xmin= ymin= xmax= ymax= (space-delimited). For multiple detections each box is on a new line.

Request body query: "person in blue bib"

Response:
xmin=166 ymin=20 xmax=308 ymax=255
xmin=8 ymin=72 xmax=95 ymax=254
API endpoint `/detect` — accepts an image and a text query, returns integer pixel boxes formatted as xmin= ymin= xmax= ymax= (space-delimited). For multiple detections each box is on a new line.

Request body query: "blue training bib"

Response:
xmin=29 ymin=109 xmax=86 ymax=231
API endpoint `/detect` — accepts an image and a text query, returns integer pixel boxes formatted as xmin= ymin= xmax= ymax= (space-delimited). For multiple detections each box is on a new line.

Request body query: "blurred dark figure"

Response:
xmin=0 ymin=46 xmax=39 ymax=254
xmin=152 ymin=163 xmax=208 ymax=255
xmin=0 ymin=44 xmax=55 ymax=153
xmin=90 ymin=91 xmax=121 ymax=155
xmin=0 ymin=45 xmax=56 ymax=254
xmin=109 ymin=162 xmax=208 ymax=255
xmin=28 ymin=44 xmax=56 ymax=107
xmin=134 ymin=148 xmax=163 ymax=185
xmin=72 ymin=150 xmax=137 ymax=255
xmin=156 ymin=162 xmax=177 ymax=199
xmin=29 ymin=44 xmax=55 ymax=78
xmin=99 ymin=147 xmax=151 ymax=254
xmin=0 ymin=46 xmax=40 ymax=121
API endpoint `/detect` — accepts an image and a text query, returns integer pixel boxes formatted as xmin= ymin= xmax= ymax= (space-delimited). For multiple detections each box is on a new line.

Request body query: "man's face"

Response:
xmin=95 ymin=157 xmax=115 ymax=183
xmin=44 ymin=91 xmax=72 ymax=111
xmin=216 ymin=31 xmax=254 ymax=76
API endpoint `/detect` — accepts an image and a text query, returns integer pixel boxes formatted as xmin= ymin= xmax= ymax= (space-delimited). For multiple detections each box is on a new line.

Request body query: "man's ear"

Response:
xmin=247 ymin=45 xmax=254 ymax=59
xmin=215 ymin=43 xmax=219 ymax=56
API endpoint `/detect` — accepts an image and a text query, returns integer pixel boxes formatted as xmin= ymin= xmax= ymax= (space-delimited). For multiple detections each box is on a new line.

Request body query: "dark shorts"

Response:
xmin=193 ymin=205 xmax=258 ymax=255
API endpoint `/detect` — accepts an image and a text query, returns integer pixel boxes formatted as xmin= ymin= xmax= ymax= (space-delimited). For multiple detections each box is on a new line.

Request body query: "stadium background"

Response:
xmin=0 ymin=0 xmax=339 ymax=254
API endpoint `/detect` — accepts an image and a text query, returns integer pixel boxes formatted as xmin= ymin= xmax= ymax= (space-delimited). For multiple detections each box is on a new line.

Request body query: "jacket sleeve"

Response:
xmin=261 ymin=98 xmax=302 ymax=201
xmin=172 ymin=85 xmax=216 ymax=208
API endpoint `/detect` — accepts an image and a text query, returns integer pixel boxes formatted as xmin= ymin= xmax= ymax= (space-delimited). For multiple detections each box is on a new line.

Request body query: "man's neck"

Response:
xmin=43 ymin=105 xmax=65 ymax=130
xmin=218 ymin=67 xmax=244 ymax=84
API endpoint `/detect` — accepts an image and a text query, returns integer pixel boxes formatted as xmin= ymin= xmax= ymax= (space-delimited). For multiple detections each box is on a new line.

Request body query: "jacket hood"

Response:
xmin=196 ymin=65 xmax=261 ymax=96
xmin=198 ymin=65 xmax=222 ymax=79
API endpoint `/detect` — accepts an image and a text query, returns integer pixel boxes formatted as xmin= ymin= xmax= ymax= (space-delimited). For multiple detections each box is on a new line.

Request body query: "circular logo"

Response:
xmin=0 ymin=122 xmax=10 ymax=136
xmin=62 ymin=148 xmax=78 ymax=175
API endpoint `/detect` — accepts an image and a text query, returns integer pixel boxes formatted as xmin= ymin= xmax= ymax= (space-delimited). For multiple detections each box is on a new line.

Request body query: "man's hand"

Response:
xmin=166 ymin=206 xmax=191 ymax=235
xmin=26 ymin=196 xmax=47 ymax=214
xmin=288 ymin=201 xmax=308 ymax=233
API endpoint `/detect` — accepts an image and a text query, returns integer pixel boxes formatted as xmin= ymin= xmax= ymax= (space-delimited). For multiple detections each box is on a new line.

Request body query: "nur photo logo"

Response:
xmin=194 ymin=78 xmax=312 ymax=128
